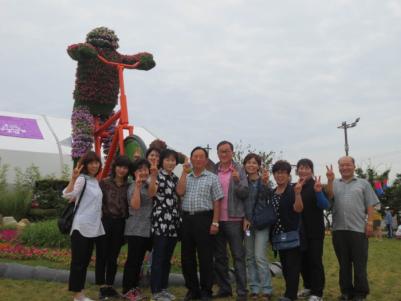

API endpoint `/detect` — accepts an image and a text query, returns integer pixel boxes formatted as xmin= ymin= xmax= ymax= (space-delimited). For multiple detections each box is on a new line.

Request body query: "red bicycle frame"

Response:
xmin=94 ymin=55 xmax=140 ymax=179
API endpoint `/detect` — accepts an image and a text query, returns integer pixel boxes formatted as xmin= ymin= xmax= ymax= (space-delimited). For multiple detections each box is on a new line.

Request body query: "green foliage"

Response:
xmin=233 ymin=140 xmax=274 ymax=168
xmin=61 ymin=164 xmax=71 ymax=181
xmin=0 ymin=224 xmax=17 ymax=231
xmin=0 ymin=157 xmax=71 ymax=221
xmin=33 ymin=179 xmax=69 ymax=213
xmin=0 ymin=158 xmax=8 ymax=192
xmin=0 ymin=160 xmax=35 ymax=220
xmin=19 ymin=219 xmax=70 ymax=249
xmin=0 ymin=188 xmax=32 ymax=221
xmin=14 ymin=165 xmax=41 ymax=189
xmin=355 ymin=165 xmax=390 ymax=186
xmin=355 ymin=165 xmax=401 ymax=212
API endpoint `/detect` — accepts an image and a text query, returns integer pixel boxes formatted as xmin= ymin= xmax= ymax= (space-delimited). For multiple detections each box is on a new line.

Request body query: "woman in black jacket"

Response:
xmin=270 ymin=160 xmax=304 ymax=301
xmin=296 ymin=159 xmax=329 ymax=301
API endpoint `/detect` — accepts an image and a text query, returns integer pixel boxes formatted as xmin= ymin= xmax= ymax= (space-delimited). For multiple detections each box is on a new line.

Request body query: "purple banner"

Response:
xmin=0 ymin=116 xmax=44 ymax=139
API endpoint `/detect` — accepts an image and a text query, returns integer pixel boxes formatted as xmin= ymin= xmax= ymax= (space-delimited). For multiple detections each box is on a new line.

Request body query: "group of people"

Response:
xmin=62 ymin=140 xmax=379 ymax=301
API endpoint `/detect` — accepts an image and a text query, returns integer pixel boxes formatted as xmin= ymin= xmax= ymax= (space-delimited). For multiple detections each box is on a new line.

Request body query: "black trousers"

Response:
xmin=301 ymin=238 xmax=325 ymax=297
xmin=69 ymin=230 xmax=95 ymax=292
xmin=151 ymin=235 xmax=178 ymax=293
xmin=122 ymin=235 xmax=152 ymax=294
xmin=95 ymin=217 xmax=125 ymax=286
xmin=332 ymin=230 xmax=369 ymax=298
xmin=181 ymin=211 xmax=214 ymax=297
xmin=279 ymin=247 xmax=302 ymax=301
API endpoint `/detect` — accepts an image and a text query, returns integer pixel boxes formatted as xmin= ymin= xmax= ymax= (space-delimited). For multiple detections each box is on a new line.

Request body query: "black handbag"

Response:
xmin=58 ymin=178 xmax=87 ymax=234
xmin=251 ymin=180 xmax=277 ymax=230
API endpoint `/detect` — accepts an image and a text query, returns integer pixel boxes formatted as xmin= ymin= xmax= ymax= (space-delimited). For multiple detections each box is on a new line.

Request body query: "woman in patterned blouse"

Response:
xmin=150 ymin=149 xmax=181 ymax=301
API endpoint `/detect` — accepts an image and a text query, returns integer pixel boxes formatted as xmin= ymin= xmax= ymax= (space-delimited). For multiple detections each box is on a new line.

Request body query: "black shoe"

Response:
xmin=212 ymin=292 xmax=233 ymax=299
xmin=183 ymin=291 xmax=201 ymax=301
xmin=106 ymin=287 xmax=119 ymax=298
xmin=236 ymin=295 xmax=248 ymax=301
xmin=352 ymin=297 xmax=366 ymax=301
xmin=99 ymin=287 xmax=110 ymax=300
xmin=338 ymin=294 xmax=352 ymax=301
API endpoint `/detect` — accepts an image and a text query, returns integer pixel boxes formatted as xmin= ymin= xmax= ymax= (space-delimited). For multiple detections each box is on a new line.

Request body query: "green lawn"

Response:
xmin=1 ymin=237 xmax=401 ymax=300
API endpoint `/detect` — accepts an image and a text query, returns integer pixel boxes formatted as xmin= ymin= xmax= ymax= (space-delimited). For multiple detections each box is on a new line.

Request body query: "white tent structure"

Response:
xmin=0 ymin=111 xmax=158 ymax=182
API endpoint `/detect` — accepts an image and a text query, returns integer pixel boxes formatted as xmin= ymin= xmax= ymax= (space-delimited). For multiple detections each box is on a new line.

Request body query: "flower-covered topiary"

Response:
xmin=68 ymin=27 xmax=156 ymax=162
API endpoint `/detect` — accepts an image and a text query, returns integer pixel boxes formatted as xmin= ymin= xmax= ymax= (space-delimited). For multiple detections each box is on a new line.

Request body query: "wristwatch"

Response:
xmin=212 ymin=222 xmax=219 ymax=228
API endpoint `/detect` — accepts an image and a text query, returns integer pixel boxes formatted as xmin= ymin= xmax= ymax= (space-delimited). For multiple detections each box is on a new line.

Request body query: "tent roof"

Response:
xmin=0 ymin=111 xmax=158 ymax=154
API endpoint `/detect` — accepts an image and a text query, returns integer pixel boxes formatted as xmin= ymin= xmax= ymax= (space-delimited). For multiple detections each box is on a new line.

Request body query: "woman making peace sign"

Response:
xmin=62 ymin=151 xmax=105 ymax=301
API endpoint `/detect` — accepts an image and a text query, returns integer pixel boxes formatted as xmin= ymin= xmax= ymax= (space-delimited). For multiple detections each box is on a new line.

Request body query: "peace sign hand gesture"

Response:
xmin=294 ymin=178 xmax=306 ymax=194
xmin=231 ymin=166 xmax=240 ymax=183
xmin=314 ymin=176 xmax=323 ymax=192
xmin=326 ymin=164 xmax=335 ymax=182
xmin=72 ymin=164 xmax=83 ymax=181
xmin=182 ymin=157 xmax=192 ymax=174
xmin=150 ymin=161 xmax=158 ymax=177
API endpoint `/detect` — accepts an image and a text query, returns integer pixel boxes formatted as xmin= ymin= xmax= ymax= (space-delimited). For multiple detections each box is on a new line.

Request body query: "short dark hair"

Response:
xmin=145 ymin=147 xmax=161 ymax=160
xmin=217 ymin=140 xmax=234 ymax=151
xmin=243 ymin=153 xmax=262 ymax=167
xmin=190 ymin=146 xmax=209 ymax=158
xmin=272 ymin=160 xmax=292 ymax=175
xmin=111 ymin=155 xmax=131 ymax=180
xmin=79 ymin=151 xmax=102 ymax=176
xmin=131 ymin=158 xmax=150 ymax=180
xmin=159 ymin=148 xmax=179 ymax=169
xmin=296 ymin=158 xmax=314 ymax=173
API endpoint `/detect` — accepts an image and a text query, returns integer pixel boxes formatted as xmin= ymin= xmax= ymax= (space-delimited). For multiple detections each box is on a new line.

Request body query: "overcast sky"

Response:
xmin=1 ymin=0 xmax=401 ymax=181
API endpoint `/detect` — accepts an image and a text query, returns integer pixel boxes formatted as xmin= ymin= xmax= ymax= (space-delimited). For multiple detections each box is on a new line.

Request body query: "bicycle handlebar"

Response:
xmin=97 ymin=55 xmax=141 ymax=69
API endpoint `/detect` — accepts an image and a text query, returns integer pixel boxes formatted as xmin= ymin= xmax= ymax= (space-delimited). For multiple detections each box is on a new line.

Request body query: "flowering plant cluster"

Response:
xmin=71 ymin=106 xmax=94 ymax=160
xmin=68 ymin=27 xmax=156 ymax=161
xmin=0 ymin=241 xmax=130 ymax=268
xmin=0 ymin=242 xmax=71 ymax=263
xmin=0 ymin=229 xmax=18 ymax=242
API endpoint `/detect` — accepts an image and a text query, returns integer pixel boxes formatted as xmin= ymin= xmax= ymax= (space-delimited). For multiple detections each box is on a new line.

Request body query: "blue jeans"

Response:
xmin=244 ymin=227 xmax=273 ymax=295
xmin=386 ymin=224 xmax=393 ymax=238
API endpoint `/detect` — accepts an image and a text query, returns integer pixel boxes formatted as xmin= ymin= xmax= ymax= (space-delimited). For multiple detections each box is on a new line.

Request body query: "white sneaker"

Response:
xmin=297 ymin=289 xmax=311 ymax=299
xmin=308 ymin=296 xmax=323 ymax=301
xmin=73 ymin=296 xmax=94 ymax=301
xmin=150 ymin=292 xmax=170 ymax=301
xmin=161 ymin=289 xmax=176 ymax=300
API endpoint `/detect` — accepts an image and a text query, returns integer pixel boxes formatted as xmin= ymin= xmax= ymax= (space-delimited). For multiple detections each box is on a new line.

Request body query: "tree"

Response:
xmin=233 ymin=140 xmax=274 ymax=168
xmin=355 ymin=165 xmax=401 ymax=213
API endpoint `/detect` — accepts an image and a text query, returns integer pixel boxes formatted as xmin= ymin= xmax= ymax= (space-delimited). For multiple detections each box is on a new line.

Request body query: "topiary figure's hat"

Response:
xmin=86 ymin=26 xmax=119 ymax=49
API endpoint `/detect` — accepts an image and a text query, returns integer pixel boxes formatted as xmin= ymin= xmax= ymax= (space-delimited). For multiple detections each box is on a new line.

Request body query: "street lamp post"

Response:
xmin=337 ymin=117 xmax=360 ymax=156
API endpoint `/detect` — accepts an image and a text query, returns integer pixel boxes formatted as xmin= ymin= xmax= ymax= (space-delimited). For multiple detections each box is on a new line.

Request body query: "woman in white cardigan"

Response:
xmin=63 ymin=151 xmax=105 ymax=301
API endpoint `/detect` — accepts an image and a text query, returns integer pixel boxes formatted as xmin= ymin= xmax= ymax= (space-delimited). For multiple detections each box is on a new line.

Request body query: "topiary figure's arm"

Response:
xmin=120 ymin=52 xmax=156 ymax=70
xmin=67 ymin=43 xmax=98 ymax=61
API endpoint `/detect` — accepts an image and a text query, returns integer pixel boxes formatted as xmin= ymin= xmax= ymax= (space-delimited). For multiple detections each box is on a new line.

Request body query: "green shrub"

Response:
xmin=19 ymin=219 xmax=70 ymax=249
xmin=33 ymin=179 xmax=69 ymax=212
xmin=0 ymin=224 xmax=17 ymax=231
xmin=0 ymin=188 xmax=32 ymax=221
